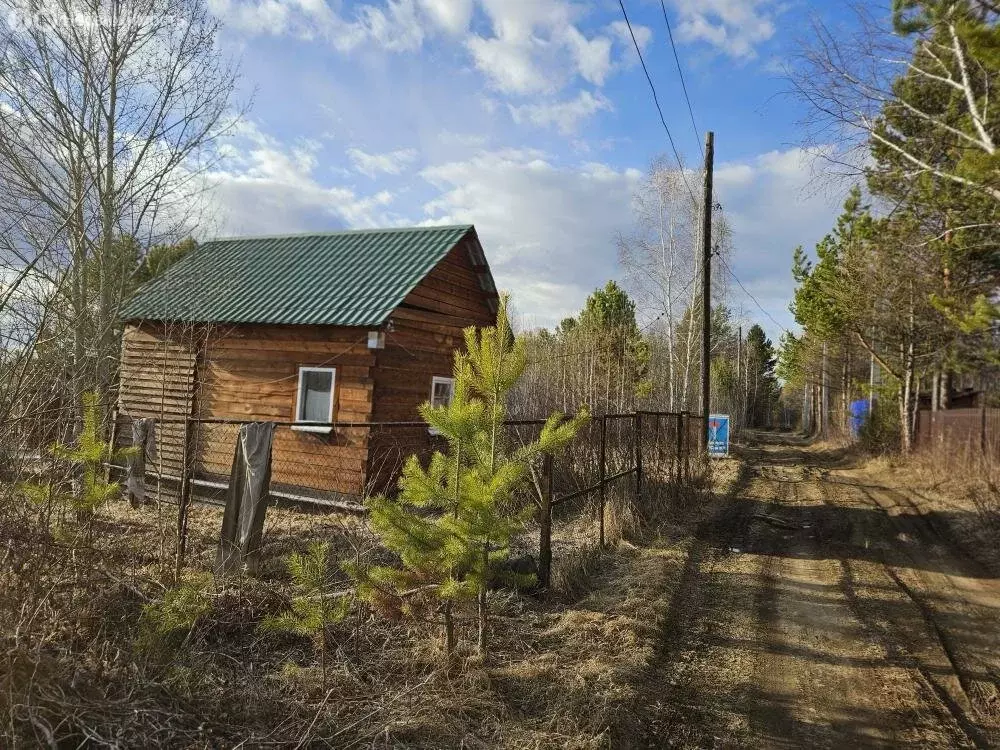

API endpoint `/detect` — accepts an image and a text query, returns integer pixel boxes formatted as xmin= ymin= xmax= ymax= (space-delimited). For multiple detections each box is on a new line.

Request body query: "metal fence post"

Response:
xmin=539 ymin=452 xmax=553 ymax=588
xmin=175 ymin=416 xmax=193 ymax=579
xmin=981 ymin=382 xmax=988 ymax=457
xmin=598 ymin=414 xmax=606 ymax=548
xmin=682 ymin=412 xmax=690 ymax=482
xmin=635 ymin=412 xmax=643 ymax=505
xmin=105 ymin=407 xmax=119 ymax=484
xmin=652 ymin=413 xmax=661 ymax=475
xmin=675 ymin=413 xmax=683 ymax=485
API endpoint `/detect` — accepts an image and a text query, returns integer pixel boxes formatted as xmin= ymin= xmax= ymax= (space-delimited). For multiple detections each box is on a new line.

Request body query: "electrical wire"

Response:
xmin=659 ymin=0 xmax=703 ymax=159
xmin=717 ymin=255 xmax=793 ymax=338
xmin=617 ymin=0 xmax=699 ymax=206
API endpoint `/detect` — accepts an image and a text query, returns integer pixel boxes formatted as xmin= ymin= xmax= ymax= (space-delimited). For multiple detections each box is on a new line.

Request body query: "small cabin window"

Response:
xmin=430 ymin=376 xmax=455 ymax=409
xmin=293 ymin=367 xmax=336 ymax=433
xmin=429 ymin=376 xmax=455 ymax=435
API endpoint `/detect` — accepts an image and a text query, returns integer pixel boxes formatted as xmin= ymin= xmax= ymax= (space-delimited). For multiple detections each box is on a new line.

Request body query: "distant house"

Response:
xmin=117 ymin=225 xmax=498 ymax=501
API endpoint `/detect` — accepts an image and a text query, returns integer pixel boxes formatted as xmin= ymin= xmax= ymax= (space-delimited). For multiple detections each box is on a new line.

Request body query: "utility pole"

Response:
xmin=736 ymin=325 xmax=742 ymax=432
xmin=700 ymin=131 xmax=714 ymax=450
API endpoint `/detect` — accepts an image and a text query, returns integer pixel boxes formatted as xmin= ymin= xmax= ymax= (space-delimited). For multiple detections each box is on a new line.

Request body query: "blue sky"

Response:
xmin=202 ymin=0 xmax=859 ymax=341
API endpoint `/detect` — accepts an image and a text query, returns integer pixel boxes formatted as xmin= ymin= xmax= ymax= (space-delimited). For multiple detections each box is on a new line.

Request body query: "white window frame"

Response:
xmin=429 ymin=376 xmax=455 ymax=435
xmin=292 ymin=366 xmax=336 ymax=433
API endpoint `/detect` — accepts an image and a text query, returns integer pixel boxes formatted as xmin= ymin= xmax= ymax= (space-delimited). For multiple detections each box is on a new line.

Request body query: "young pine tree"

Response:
xmin=20 ymin=392 xmax=136 ymax=535
xmin=263 ymin=542 xmax=348 ymax=688
xmin=361 ymin=296 xmax=587 ymax=657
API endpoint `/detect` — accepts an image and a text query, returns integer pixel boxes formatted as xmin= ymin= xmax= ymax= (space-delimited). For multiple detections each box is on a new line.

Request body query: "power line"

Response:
xmin=659 ymin=0 xmax=702 ymax=159
xmin=617 ymin=0 xmax=698 ymax=206
xmin=718 ymin=255 xmax=793 ymax=337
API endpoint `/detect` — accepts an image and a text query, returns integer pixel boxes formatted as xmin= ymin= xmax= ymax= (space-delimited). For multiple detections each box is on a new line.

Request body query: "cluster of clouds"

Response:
xmin=195 ymin=0 xmax=822 ymax=335
xmin=671 ymin=0 xmax=778 ymax=60
xmin=207 ymin=118 xmax=837 ymax=332
xmin=208 ymin=0 xmax=783 ymax=134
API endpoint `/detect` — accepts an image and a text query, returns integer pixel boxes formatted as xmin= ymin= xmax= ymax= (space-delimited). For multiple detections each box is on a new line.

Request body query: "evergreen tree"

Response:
xmin=868 ymin=7 xmax=999 ymax=371
xmin=133 ymin=237 xmax=198 ymax=288
xmin=577 ymin=281 xmax=652 ymax=404
xmin=744 ymin=325 xmax=780 ymax=428
xmin=361 ymin=296 xmax=587 ymax=657
xmin=263 ymin=542 xmax=348 ymax=687
xmin=790 ymin=189 xmax=881 ymax=437
xmin=20 ymin=392 xmax=136 ymax=534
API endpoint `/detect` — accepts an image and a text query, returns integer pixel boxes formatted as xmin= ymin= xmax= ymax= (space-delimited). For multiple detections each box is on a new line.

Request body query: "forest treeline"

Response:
xmin=781 ymin=0 xmax=1000 ymax=453
xmin=515 ymin=280 xmax=780 ymax=432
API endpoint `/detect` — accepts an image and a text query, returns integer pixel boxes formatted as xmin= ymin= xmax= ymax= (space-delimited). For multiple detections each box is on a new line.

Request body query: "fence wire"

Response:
xmin=108 ymin=410 xmax=706 ymax=583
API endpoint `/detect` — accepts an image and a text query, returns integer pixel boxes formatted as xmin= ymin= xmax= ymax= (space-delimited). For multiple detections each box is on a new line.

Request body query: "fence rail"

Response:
xmin=108 ymin=409 xmax=707 ymax=587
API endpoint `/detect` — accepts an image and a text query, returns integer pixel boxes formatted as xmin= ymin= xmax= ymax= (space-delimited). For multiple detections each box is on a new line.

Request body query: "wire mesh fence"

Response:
xmin=109 ymin=409 xmax=708 ymax=585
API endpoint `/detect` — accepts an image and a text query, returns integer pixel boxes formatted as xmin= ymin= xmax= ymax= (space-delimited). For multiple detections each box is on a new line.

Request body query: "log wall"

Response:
xmin=196 ymin=324 xmax=375 ymax=496
xmin=367 ymin=237 xmax=497 ymax=493
xmin=117 ymin=324 xmax=199 ymax=477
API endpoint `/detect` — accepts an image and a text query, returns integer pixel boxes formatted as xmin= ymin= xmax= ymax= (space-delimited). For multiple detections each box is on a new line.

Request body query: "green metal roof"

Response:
xmin=121 ymin=225 xmax=476 ymax=326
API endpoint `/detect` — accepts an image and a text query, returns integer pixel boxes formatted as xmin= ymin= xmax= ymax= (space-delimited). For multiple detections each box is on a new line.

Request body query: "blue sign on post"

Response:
xmin=707 ymin=414 xmax=730 ymax=457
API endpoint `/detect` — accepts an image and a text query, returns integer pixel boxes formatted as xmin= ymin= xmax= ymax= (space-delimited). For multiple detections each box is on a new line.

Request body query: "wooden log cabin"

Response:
xmin=117 ymin=225 xmax=498 ymax=502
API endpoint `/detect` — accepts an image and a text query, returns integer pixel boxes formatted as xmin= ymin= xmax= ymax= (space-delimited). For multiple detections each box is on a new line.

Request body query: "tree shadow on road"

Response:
xmin=622 ymin=433 xmax=1000 ymax=749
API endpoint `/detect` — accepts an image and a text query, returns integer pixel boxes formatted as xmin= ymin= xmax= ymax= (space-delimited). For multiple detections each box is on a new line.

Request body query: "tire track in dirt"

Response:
xmin=833 ymin=555 xmax=986 ymax=749
xmin=631 ymin=436 xmax=997 ymax=749
xmin=814 ymin=463 xmax=1000 ymax=745
xmin=737 ymin=450 xmax=938 ymax=748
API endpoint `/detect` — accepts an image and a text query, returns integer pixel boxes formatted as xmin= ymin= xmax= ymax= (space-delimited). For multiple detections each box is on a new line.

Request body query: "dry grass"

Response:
xmin=0 ymin=474 xmax=711 ymax=749
xmin=859 ymin=447 xmax=1000 ymax=573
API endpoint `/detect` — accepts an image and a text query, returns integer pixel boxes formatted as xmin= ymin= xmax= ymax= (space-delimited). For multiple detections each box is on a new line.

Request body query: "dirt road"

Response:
xmin=634 ymin=435 xmax=1000 ymax=748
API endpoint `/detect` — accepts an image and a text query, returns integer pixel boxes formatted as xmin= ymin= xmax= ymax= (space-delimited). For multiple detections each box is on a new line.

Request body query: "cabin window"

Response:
xmin=429 ymin=376 xmax=455 ymax=435
xmin=430 ymin=376 xmax=455 ymax=409
xmin=293 ymin=367 xmax=336 ymax=433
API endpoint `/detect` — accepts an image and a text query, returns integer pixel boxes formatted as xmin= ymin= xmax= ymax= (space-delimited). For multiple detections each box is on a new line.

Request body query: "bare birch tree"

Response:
xmin=618 ymin=158 xmax=733 ymax=412
xmin=0 ymin=0 xmax=239 ymax=433
xmin=791 ymin=2 xmax=1000 ymax=203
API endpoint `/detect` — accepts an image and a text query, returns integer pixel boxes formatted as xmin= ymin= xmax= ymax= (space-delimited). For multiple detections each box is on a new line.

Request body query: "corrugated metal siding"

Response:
xmin=121 ymin=225 xmax=474 ymax=326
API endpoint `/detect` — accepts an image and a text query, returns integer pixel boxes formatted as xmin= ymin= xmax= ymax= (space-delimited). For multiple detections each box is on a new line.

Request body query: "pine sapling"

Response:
xmin=362 ymin=295 xmax=587 ymax=658
xmin=263 ymin=542 xmax=348 ymax=688
xmin=19 ymin=392 xmax=136 ymax=540
xmin=138 ymin=572 xmax=214 ymax=657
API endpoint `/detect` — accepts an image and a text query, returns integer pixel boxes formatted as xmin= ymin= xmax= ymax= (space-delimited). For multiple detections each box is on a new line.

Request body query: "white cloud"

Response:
xmin=669 ymin=0 xmax=778 ymax=60
xmin=345 ymin=0 xmax=426 ymax=52
xmin=418 ymin=0 xmax=473 ymax=34
xmin=466 ymin=36 xmax=551 ymax=94
xmin=607 ymin=20 xmax=651 ymax=51
xmin=714 ymin=146 xmax=842 ymax=338
xmin=205 ymin=122 xmax=398 ymax=234
xmin=213 ymin=0 xmax=638 ymax=104
xmin=467 ymin=1 xmax=619 ymax=94
xmin=420 ymin=148 xmax=643 ymax=326
xmin=563 ymin=26 xmax=613 ymax=86
xmin=207 ymin=0 xmax=292 ymax=34
xmin=347 ymin=147 xmax=419 ymax=177
xmin=508 ymin=90 xmax=611 ymax=134
xmin=209 ymin=0 xmax=425 ymax=53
